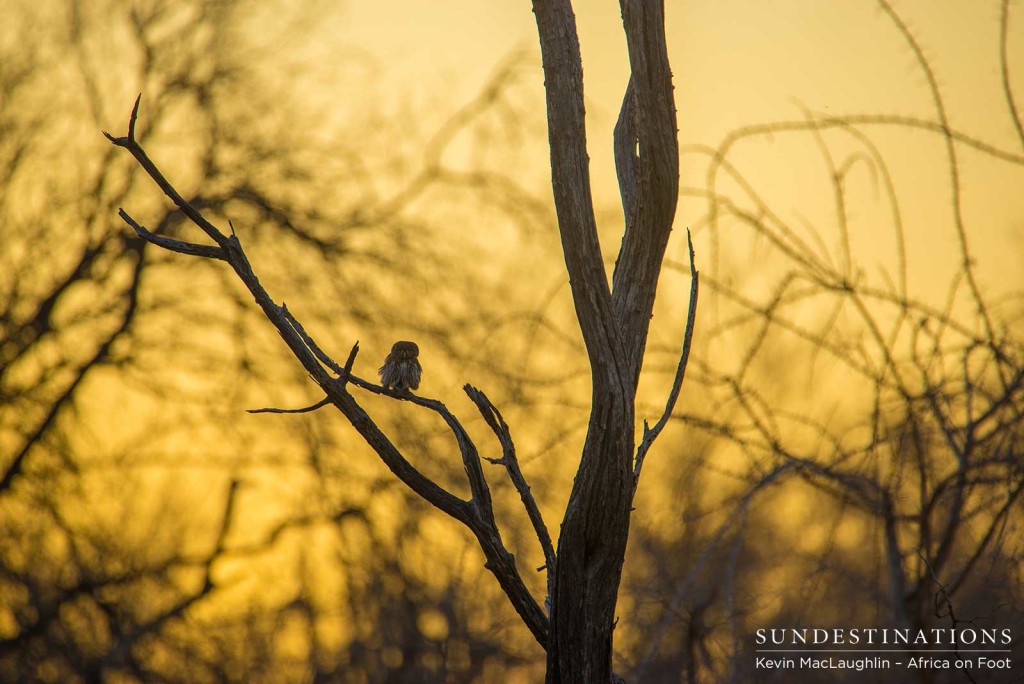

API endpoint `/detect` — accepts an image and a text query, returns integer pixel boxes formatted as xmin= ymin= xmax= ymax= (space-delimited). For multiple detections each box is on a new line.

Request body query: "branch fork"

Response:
xmin=108 ymin=96 xmax=554 ymax=649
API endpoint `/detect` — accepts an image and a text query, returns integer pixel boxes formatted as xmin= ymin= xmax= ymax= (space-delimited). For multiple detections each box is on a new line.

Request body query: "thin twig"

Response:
xmin=119 ymin=209 xmax=225 ymax=260
xmin=247 ymin=397 xmax=331 ymax=415
xmin=918 ymin=552 xmax=980 ymax=684
xmin=341 ymin=342 xmax=359 ymax=382
xmin=465 ymin=385 xmax=556 ymax=578
xmin=104 ymin=95 xmax=231 ymax=250
xmin=280 ymin=304 xmax=345 ymax=376
xmin=633 ymin=229 xmax=699 ymax=492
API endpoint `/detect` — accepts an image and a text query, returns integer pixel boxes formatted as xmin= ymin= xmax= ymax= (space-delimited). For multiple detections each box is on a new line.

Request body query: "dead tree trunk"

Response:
xmin=532 ymin=1 xmax=681 ymax=681
xmin=108 ymin=2 xmax=689 ymax=682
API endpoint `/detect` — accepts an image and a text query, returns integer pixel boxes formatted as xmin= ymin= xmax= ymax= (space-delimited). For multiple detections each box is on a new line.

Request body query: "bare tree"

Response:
xmin=2 ymin=1 xmax=559 ymax=681
xmin=17 ymin=1 xmax=1016 ymax=681
xmin=105 ymin=1 xmax=695 ymax=682
xmin=617 ymin=2 xmax=1024 ymax=682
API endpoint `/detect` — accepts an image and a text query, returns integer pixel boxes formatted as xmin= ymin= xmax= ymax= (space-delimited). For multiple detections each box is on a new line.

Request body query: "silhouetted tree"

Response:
xmin=106 ymin=1 xmax=696 ymax=682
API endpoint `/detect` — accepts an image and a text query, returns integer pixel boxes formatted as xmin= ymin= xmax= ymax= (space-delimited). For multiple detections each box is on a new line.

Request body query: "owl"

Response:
xmin=378 ymin=340 xmax=421 ymax=392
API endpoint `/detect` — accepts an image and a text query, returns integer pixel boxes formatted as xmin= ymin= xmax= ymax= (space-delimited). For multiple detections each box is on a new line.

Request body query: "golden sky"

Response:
xmin=4 ymin=3 xmax=1023 ymax=680
xmin=337 ymin=0 xmax=1024 ymax=302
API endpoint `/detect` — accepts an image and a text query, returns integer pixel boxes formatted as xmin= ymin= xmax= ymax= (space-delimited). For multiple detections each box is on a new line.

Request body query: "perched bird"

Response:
xmin=378 ymin=341 xmax=421 ymax=392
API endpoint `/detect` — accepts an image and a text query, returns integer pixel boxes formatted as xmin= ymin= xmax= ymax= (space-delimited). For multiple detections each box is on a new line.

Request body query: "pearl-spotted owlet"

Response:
xmin=378 ymin=341 xmax=421 ymax=392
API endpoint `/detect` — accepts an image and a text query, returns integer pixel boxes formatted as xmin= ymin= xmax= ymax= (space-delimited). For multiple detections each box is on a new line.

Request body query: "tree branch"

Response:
xmin=118 ymin=209 xmax=225 ymax=260
xmin=465 ymin=384 xmax=557 ymax=582
xmin=280 ymin=304 xmax=347 ymax=376
xmin=633 ymin=230 xmax=698 ymax=493
xmin=247 ymin=397 xmax=331 ymax=414
xmin=107 ymin=97 xmax=549 ymax=650
xmin=613 ymin=76 xmax=638 ymax=225
xmin=107 ymin=479 xmax=241 ymax=658
xmin=531 ymin=0 xmax=625 ymax=376
xmin=611 ymin=0 xmax=680 ymax=388
xmin=103 ymin=95 xmax=231 ymax=251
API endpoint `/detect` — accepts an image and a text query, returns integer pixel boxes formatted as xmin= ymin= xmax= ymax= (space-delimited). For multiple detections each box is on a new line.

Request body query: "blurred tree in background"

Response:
xmin=1 ymin=0 xmax=555 ymax=681
xmin=620 ymin=3 xmax=1024 ymax=682
xmin=2 ymin=0 xmax=1023 ymax=683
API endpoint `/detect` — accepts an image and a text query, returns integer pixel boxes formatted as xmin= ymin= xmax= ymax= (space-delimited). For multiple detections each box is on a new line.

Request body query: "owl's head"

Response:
xmin=391 ymin=340 xmax=419 ymax=359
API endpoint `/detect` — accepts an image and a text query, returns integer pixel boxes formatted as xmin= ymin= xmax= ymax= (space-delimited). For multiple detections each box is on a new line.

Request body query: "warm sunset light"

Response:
xmin=2 ymin=1 xmax=1022 ymax=682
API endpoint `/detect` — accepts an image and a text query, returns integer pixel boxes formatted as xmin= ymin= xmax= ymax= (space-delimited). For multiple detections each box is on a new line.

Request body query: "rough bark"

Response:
xmin=111 ymin=0 xmax=684 ymax=678
xmin=532 ymin=1 xmax=679 ymax=681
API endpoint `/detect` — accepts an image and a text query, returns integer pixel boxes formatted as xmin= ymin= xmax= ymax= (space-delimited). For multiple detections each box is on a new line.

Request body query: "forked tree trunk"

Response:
xmin=532 ymin=0 xmax=680 ymax=681
xmin=547 ymin=389 xmax=635 ymax=682
xmin=109 ymin=1 xmax=680 ymax=680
